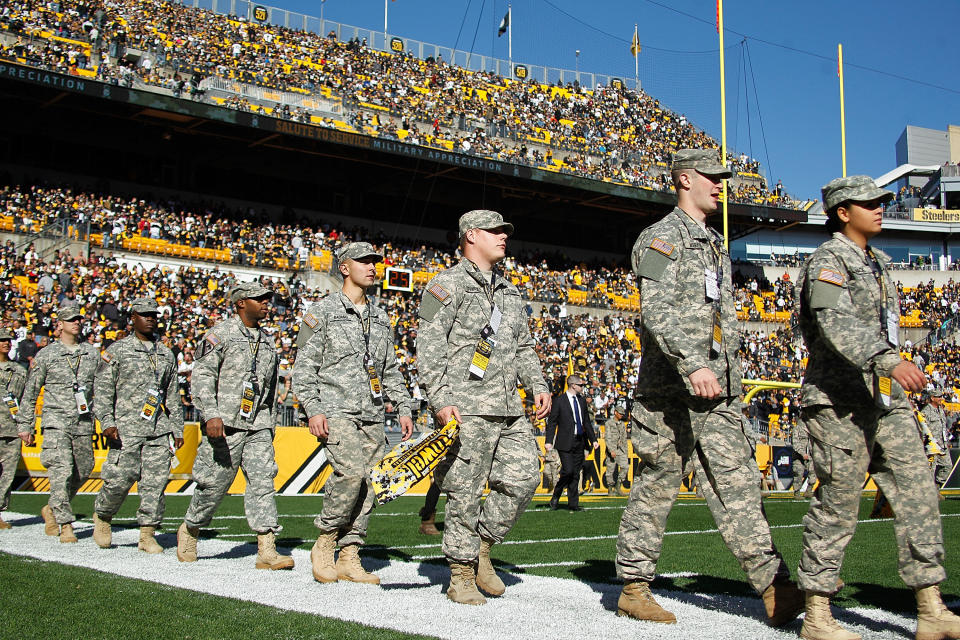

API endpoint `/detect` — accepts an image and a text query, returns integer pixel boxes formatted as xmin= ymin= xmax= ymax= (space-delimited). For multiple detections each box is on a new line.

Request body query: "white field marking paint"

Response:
xmin=0 ymin=512 xmax=936 ymax=640
xmin=390 ymin=513 xmax=960 ymax=551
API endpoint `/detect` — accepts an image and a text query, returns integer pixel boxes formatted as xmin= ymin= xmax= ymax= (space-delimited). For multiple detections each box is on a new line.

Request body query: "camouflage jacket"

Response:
xmin=292 ymin=292 xmax=411 ymax=421
xmin=797 ymin=233 xmax=905 ymax=422
xmin=792 ymin=419 xmax=811 ymax=457
xmin=18 ymin=341 xmax=99 ymax=435
xmin=604 ymin=417 xmax=629 ymax=456
xmin=0 ymin=360 xmax=27 ymax=437
xmin=631 ymin=207 xmax=742 ymax=399
xmin=921 ymin=404 xmax=948 ymax=451
xmin=193 ymin=315 xmax=278 ymax=431
xmin=95 ymin=335 xmax=183 ymax=438
xmin=416 ymin=258 xmax=548 ymax=417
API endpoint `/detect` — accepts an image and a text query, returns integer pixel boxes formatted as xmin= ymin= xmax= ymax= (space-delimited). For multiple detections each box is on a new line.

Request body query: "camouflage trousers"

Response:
xmin=617 ymin=397 xmax=788 ymax=593
xmin=184 ymin=427 xmax=279 ymax=533
xmin=798 ymin=405 xmax=946 ymax=592
xmin=95 ymin=434 xmax=173 ymax=526
xmin=316 ymin=418 xmax=385 ymax=547
xmin=934 ymin=451 xmax=953 ymax=487
xmin=604 ymin=448 xmax=630 ymax=490
xmin=441 ymin=415 xmax=540 ymax=563
xmin=40 ymin=429 xmax=95 ymax=524
xmin=792 ymin=456 xmax=817 ymax=490
xmin=0 ymin=437 xmax=21 ymax=511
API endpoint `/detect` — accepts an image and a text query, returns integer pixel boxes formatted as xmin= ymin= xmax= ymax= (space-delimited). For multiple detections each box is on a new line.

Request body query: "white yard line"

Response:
xmin=0 ymin=511 xmax=943 ymax=640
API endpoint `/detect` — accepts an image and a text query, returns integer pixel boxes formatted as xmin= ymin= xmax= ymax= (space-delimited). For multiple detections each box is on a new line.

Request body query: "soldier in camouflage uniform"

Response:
xmin=92 ymin=298 xmax=184 ymax=553
xmin=616 ymin=150 xmax=802 ymax=626
xmin=603 ymin=401 xmax=630 ymax=495
xmin=795 ymin=175 xmax=960 ymax=640
xmin=922 ymin=387 xmax=951 ymax=494
xmin=0 ymin=329 xmax=28 ymax=529
xmin=176 ymin=282 xmax=293 ymax=571
xmin=292 ymin=242 xmax=414 ymax=585
xmin=417 ymin=210 xmax=552 ymax=606
xmin=791 ymin=418 xmax=817 ymax=499
xmin=17 ymin=303 xmax=98 ymax=543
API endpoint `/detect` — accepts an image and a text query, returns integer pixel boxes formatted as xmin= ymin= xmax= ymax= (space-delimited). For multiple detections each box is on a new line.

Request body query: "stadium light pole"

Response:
xmin=320 ymin=0 xmax=325 ymax=36
xmin=575 ymin=49 xmax=580 ymax=85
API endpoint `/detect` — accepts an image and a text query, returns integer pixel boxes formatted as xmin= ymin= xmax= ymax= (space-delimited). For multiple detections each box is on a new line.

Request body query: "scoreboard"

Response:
xmin=383 ymin=267 xmax=414 ymax=292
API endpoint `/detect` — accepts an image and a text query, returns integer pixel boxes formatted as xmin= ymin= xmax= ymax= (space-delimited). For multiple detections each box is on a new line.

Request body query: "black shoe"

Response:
xmin=549 ymin=499 xmax=560 ymax=511
xmin=569 ymin=506 xmax=585 ymax=512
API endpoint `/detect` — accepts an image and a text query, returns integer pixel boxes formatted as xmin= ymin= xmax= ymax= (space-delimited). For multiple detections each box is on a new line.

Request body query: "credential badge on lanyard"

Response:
xmin=469 ymin=305 xmax=502 ymax=380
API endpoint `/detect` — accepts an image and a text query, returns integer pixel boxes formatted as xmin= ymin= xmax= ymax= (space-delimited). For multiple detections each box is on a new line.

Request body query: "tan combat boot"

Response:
xmin=763 ymin=576 xmax=805 ymax=627
xmin=447 ymin=562 xmax=486 ymax=606
xmin=176 ymin=522 xmax=199 ymax=562
xmin=0 ymin=514 xmax=11 ymax=529
xmin=616 ymin=580 xmax=676 ymax=623
xmin=59 ymin=522 xmax=78 ymax=544
xmin=311 ymin=530 xmax=338 ymax=583
xmin=617 ymin=580 xmax=677 ymax=624
xmin=138 ymin=526 xmax=163 ymax=554
xmin=617 ymin=484 xmax=629 ymax=496
xmin=476 ymin=538 xmax=505 ymax=596
xmin=336 ymin=544 xmax=380 ymax=584
xmin=915 ymin=584 xmax=960 ymax=640
xmin=256 ymin=531 xmax=295 ymax=570
xmin=92 ymin=513 xmax=112 ymax=548
xmin=800 ymin=592 xmax=861 ymax=640
xmin=41 ymin=505 xmax=58 ymax=536
xmin=419 ymin=512 xmax=440 ymax=536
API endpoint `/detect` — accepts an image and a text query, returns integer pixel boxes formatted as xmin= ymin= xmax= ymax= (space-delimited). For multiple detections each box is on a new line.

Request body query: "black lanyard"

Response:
xmin=239 ymin=325 xmax=262 ymax=379
xmin=354 ymin=299 xmax=372 ymax=355
xmin=138 ymin=338 xmax=162 ymax=389
xmin=707 ymin=235 xmax=725 ymax=311
xmin=65 ymin=346 xmax=84 ymax=392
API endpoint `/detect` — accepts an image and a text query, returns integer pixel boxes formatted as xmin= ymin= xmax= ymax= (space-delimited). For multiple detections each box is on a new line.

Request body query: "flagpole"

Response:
xmin=838 ymin=43 xmax=847 ymax=177
xmin=508 ymin=4 xmax=513 ymax=74
xmin=633 ymin=23 xmax=639 ymax=91
xmin=718 ymin=0 xmax=729 ymax=249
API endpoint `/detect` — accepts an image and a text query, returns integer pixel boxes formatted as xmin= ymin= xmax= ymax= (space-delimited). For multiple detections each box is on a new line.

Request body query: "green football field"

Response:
xmin=1 ymin=492 xmax=957 ymax=639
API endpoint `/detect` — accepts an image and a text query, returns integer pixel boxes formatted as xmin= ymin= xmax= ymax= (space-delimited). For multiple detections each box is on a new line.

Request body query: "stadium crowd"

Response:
xmin=0 ymin=0 xmax=798 ymax=207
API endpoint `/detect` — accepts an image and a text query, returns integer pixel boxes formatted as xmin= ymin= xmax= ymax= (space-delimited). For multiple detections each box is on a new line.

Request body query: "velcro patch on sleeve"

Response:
xmin=427 ymin=282 xmax=451 ymax=304
xmin=302 ymin=313 xmax=318 ymax=329
xmin=649 ymin=237 xmax=675 ymax=256
xmin=205 ymin=332 xmax=221 ymax=346
xmin=100 ymin=351 xmax=112 ymax=363
xmin=817 ymin=268 xmax=844 ymax=286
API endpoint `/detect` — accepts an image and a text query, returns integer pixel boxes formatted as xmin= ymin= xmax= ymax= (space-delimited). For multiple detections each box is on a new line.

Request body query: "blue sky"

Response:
xmin=263 ymin=0 xmax=960 ymax=201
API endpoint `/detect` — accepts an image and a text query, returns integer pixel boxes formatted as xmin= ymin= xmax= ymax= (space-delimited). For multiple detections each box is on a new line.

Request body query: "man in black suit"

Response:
xmin=545 ymin=375 xmax=598 ymax=511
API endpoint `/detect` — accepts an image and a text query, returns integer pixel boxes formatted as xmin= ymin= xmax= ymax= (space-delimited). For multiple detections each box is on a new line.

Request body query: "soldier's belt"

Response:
xmin=370 ymin=418 xmax=460 ymax=505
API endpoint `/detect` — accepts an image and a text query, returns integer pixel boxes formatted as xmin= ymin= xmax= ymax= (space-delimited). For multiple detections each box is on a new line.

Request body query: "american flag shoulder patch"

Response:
xmin=649 ymin=237 xmax=675 ymax=256
xmin=100 ymin=351 xmax=112 ymax=363
xmin=302 ymin=313 xmax=318 ymax=329
xmin=428 ymin=282 xmax=451 ymax=303
xmin=205 ymin=332 xmax=221 ymax=346
xmin=817 ymin=268 xmax=844 ymax=286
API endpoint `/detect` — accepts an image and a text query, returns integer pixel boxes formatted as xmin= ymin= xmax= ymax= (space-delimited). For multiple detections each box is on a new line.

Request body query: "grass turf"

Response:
xmin=1 ymin=492 xmax=957 ymax=637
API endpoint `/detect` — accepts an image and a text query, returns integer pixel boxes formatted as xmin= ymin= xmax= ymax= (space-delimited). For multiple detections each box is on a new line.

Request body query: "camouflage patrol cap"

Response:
xmin=229 ymin=281 xmax=272 ymax=304
xmin=129 ymin=297 xmax=158 ymax=315
xmin=671 ymin=149 xmax=732 ymax=178
xmin=821 ymin=175 xmax=894 ymax=211
xmin=615 ymin=399 xmax=627 ymax=413
xmin=458 ymin=209 xmax=514 ymax=239
xmin=931 ymin=386 xmax=945 ymax=398
xmin=338 ymin=242 xmax=383 ymax=263
xmin=55 ymin=303 xmax=83 ymax=321
xmin=0 ymin=328 xmax=12 ymax=341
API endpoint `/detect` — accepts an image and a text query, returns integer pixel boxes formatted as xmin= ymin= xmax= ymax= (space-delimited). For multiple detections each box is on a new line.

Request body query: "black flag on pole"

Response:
xmin=498 ymin=10 xmax=509 ymax=37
